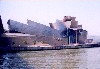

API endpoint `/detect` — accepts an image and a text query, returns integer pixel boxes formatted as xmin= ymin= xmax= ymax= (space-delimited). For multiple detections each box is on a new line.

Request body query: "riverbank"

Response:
xmin=0 ymin=43 xmax=100 ymax=52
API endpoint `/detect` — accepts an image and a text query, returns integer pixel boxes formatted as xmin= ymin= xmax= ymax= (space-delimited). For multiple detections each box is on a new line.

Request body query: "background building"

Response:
xmin=7 ymin=16 xmax=89 ymax=45
xmin=7 ymin=19 xmax=61 ymax=38
xmin=7 ymin=19 xmax=68 ymax=46
xmin=49 ymin=16 xmax=88 ymax=44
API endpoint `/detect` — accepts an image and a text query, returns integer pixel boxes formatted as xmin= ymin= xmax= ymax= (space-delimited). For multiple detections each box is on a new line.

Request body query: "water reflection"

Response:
xmin=87 ymin=48 xmax=100 ymax=69
xmin=0 ymin=48 xmax=100 ymax=69
xmin=17 ymin=49 xmax=87 ymax=69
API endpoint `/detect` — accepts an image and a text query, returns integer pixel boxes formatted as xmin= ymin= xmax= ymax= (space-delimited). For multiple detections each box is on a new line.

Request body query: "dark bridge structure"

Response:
xmin=0 ymin=16 xmax=4 ymax=34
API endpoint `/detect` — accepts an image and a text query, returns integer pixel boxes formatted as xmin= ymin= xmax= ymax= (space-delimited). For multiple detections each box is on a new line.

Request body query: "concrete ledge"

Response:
xmin=0 ymin=44 xmax=100 ymax=52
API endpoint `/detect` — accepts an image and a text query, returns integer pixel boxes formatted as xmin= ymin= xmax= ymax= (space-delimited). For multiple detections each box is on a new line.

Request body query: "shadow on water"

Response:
xmin=0 ymin=51 xmax=35 ymax=69
xmin=0 ymin=38 xmax=35 ymax=69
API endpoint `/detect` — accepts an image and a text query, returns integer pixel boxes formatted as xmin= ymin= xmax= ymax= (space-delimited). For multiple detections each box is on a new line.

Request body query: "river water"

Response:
xmin=0 ymin=47 xmax=100 ymax=69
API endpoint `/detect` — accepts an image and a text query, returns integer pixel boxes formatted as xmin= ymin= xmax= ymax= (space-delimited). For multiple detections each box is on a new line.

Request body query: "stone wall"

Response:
xmin=4 ymin=33 xmax=68 ymax=46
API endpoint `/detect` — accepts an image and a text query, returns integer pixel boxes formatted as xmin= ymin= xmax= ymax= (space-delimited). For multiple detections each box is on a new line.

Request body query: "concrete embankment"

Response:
xmin=0 ymin=44 xmax=100 ymax=52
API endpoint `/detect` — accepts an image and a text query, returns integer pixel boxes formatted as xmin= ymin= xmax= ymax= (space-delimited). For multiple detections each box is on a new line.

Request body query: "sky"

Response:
xmin=0 ymin=0 xmax=100 ymax=36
